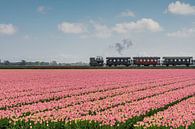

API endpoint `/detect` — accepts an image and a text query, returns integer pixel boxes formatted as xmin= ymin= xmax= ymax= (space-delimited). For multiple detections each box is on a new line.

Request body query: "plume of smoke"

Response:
xmin=111 ymin=39 xmax=133 ymax=55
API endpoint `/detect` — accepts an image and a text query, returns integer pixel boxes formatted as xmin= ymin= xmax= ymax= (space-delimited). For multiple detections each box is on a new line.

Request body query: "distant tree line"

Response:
xmin=0 ymin=60 xmax=88 ymax=66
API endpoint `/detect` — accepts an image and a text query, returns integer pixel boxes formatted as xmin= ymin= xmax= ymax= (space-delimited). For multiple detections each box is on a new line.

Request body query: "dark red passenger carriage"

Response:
xmin=133 ymin=57 xmax=160 ymax=66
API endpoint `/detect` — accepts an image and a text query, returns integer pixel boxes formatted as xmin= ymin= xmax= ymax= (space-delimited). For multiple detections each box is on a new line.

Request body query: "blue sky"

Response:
xmin=0 ymin=0 xmax=195 ymax=63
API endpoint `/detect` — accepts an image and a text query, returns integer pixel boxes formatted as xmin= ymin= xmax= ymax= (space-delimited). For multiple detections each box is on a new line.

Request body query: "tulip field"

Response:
xmin=0 ymin=69 xmax=195 ymax=129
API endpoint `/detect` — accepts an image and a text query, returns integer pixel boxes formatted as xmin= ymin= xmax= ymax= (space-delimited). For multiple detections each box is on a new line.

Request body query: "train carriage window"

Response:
xmin=147 ymin=59 xmax=150 ymax=62
xmin=144 ymin=59 xmax=146 ymax=62
xmin=121 ymin=59 xmax=123 ymax=62
xmin=140 ymin=59 xmax=142 ymax=62
xmin=175 ymin=59 xmax=177 ymax=62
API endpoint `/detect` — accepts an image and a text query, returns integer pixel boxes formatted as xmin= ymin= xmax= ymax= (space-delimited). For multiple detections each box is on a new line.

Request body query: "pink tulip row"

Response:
xmin=0 ymin=77 xmax=175 ymax=109
xmin=0 ymin=77 xmax=130 ymax=100
xmin=0 ymin=69 xmax=185 ymax=97
xmin=136 ymin=96 xmax=195 ymax=129
xmin=20 ymin=81 xmax=195 ymax=125
xmin=7 ymin=76 xmax=191 ymax=117
xmin=0 ymin=78 xmax=153 ymax=107
xmin=0 ymin=69 xmax=195 ymax=127
xmin=0 ymin=71 xmax=185 ymax=109
xmin=6 ymin=76 xmax=193 ymax=115
xmin=79 ymin=85 xmax=195 ymax=125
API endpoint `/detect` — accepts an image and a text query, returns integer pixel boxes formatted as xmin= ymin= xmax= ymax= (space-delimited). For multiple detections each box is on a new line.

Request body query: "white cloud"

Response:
xmin=80 ymin=23 xmax=112 ymax=39
xmin=0 ymin=24 xmax=16 ymax=35
xmin=167 ymin=28 xmax=195 ymax=38
xmin=166 ymin=1 xmax=195 ymax=15
xmin=113 ymin=18 xmax=162 ymax=33
xmin=92 ymin=23 xmax=112 ymax=38
xmin=58 ymin=18 xmax=162 ymax=37
xmin=120 ymin=10 xmax=135 ymax=17
xmin=58 ymin=22 xmax=86 ymax=34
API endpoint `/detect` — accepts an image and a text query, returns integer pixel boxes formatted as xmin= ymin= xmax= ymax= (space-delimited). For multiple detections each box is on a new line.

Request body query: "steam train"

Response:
xmin=89 ymin=56 xmax=195 ymax=67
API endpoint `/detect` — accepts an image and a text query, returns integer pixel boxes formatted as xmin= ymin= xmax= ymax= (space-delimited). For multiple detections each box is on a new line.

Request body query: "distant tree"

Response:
xmin=20 ymin=60 xmax=26 ymax=65
xmin=50 ymin=61 xmax=58 ymax=66
xmin=40 ymin=62 xmax=49 ymax=66
xmin=34 ymin=61 xmax=40 ymax=65
xmin=4 ymin=60 xmax=10 ymax=65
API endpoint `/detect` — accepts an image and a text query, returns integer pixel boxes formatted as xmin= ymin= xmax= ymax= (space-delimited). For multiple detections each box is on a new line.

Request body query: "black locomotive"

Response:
xmin=89 ymin=56 xmax=194 ymax=67
xmin=89 ymin=56 xmax=104 ymax=66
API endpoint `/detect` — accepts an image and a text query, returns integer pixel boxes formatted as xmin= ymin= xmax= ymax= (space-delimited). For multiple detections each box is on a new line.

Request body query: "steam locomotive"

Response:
xmin=89 ymin=56 xmax=195 ymax=67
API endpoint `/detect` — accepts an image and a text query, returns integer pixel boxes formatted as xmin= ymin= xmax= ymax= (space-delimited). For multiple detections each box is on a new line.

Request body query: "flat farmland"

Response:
xmin=0 ymin=69 xmax=194 ymax=129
